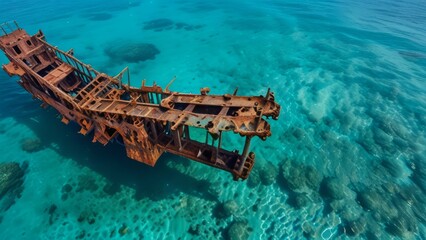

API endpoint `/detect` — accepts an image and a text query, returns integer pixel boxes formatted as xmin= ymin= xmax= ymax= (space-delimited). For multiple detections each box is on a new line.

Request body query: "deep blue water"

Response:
xmin=1 ymin=0 xmax=426 ymax=239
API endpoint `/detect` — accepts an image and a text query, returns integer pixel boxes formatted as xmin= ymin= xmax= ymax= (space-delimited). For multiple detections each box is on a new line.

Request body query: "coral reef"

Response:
xmin=104 ymin=42 xmax=160 ymax=64
xmin=280 ymin=160 xmax=323 ymax=191
xmin=412 ymin=154 xmax=426 ymax=192
xmin=21 ymin=138 xmax=43 ymax=153
xmin=330 ymin=199 xmax=362 ymax=222
xmin=380 ymin=158 xmax=405 ymax=178
xmin=143 ymin=19 xmax=174 ymax=31
xmin=293 ymin=192 xmax=311 ymax=209
xmin=246 ymin=168 xmax=260 ymax=188
xmin=0 ymin=162 xmax=25 ymax=198
xmin=213 ymin=200 xmax=238 ymax=219
xmin=85 ymin=13 xmax=113 ymax=21
xmin=61 ymin=183 xmax=74 ymax=201
xmin=77 ymin=210 xmax=97 ymax=225
xmin=175 ymin=22 xmax=203 ymax=31
xmin=226 ymin=220 xmax=252 ymax=240
xmin=258 ymin=161 xmax=278 ymax=186
xmin=0 ymin=162 xmax=26 ymax=222
xmin=320 ymin=177 xmax=351 ymax=200
xmin=142 ymin=18 xmax=203 ymax=32
xmin=46 ymin=204 xmax=58 ymax=225
xmin=353 ymin=183 xmax=424 ymax=238
xmin=118 ymin=224 xmax=129 ymax=236
xmin=344 ymin=217 xmax=367 ymax=236
xmin=76 ymin=174 xmax=99 ymax=192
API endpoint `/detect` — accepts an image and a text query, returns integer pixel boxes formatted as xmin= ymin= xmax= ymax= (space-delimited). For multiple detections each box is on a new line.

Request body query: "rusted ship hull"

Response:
xmin=0 ymin=22 xmax=280 ymax=180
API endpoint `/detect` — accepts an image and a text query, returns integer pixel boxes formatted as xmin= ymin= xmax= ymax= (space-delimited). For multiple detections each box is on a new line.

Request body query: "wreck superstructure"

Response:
xmin=0 ymin=22 xmax=280 ymax=180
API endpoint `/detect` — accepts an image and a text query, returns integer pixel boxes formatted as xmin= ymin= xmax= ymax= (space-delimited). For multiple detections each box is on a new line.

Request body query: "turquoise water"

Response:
xmin=1 ymin=0 xmax=426 ymax=239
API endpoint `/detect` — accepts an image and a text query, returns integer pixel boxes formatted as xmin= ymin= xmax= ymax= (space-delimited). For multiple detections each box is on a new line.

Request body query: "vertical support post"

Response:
xmin=218 ymin=131 xmax=222 ymax=149
xmin=127 ymin=68 xmax=131 ymax=88
xmin=178 ymin=125 xmax=184 ymax=148
xmin=0 ymin=26 xmax=7 ymax=35
xmin=233 ymin=87 xmax=238 ymax=96
xmin=184 ymin=125 xmax=190 ymax=140
xmin=173 ymin=129 xmax=182 ymax=151
xmin=150 ymin=120 xmax=157 ymax=141
xmin=238 ymin=136 xmax=252 ymax=172
xmin=14 ymin=21 xmax=20 ymax=30
xmin=205 ymin=131 xmax=209 ymax=145
xmin=266 ymin=88 xmax=270 ymax=98
xmin=216 ymin=131 xmax=222 ymax=160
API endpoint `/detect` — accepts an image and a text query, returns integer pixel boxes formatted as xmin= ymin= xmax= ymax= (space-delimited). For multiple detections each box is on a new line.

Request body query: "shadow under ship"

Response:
xmin=0 ymin=22 xmax=280 ymax=180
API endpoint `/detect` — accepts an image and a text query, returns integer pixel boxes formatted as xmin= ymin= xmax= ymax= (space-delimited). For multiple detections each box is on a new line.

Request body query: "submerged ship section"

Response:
xmin=0 ymin=22 xmax=280 ymax=180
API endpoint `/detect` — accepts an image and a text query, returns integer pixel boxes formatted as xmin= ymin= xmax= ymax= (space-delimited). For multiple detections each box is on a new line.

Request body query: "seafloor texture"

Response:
xmin=1 ymin=0 xmax=426 ymax=239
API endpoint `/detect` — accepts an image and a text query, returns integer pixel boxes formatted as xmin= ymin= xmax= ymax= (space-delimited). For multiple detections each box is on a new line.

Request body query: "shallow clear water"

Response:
xmin=0 ymin=0 xmax=425 ymax=239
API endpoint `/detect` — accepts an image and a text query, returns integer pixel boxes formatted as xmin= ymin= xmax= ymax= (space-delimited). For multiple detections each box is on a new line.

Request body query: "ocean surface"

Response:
xmin=1 ymin=0 xmax=426 ymax=239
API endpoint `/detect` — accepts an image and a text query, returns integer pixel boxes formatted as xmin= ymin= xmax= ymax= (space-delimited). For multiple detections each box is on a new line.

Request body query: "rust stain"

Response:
xmin=0 ymin=22 xmax=280 ymax=180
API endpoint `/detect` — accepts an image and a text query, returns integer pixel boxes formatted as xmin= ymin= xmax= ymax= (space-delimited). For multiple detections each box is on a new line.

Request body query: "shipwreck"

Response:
xmin=0 ymin=21 xmax=280 ymax=180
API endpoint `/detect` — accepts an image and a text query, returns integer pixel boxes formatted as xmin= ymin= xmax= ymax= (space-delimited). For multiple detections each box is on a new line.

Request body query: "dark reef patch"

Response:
xmin=21 ymin=137 xmax=43 ymax=153
xmin=46 ymin=204 xmax=58 ymax=225
xmin=288 ymin=192 xmax=311 ymax=209
xmin=213 ymin=200 xmax=238 ymax=219
xmin=352 ymin=183 xmax=425 ymax=238
xmin=246 ymin=168 xmax=260 ymax=188
xmin=258 ymin=161 xmax=278 ymax=186
xmin=0 ymin=162 xmax=26 ymax=198
xmin=279 ymin=159 xmax=323 ymax=191
xmin=320 ymin=177 xmax=351 ymax=200
xmin=143 ymin=19 xmax=174 ymax=31
xmin=225 ymin=220 xmax=252 ymax=240
xmin=343 ymin=217 xmax=367 ymax=236
xmin=103 ymin=180 xmax=122 ymax=196
xmin=142 ymin=18 xmax=203 ymax=32
xmin=398 ymin=50 xmax=426 ymax=59
xmin=61 ymin=183 xmax=73 ymax=201
xmin=412 ymin=153 xmax=426 ymax=192
xmin=175 ymin=22 xmax=203 ymax=31
xmin=0 ymin=162 xmax=27 ymax=222
xmin=104 ymin=42 xmax=160 ymax=64
xmin=77 ymin=210 xmax=97 ymax=225
xmin=84 ymin=13 xmax=113 ymax=21
xmin=76 ymin=174 xmax=99 ymax=192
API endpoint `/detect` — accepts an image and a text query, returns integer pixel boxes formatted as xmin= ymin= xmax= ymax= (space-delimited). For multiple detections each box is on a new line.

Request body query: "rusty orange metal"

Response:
xmin=0 ymin=22 xmax=280 ymax=180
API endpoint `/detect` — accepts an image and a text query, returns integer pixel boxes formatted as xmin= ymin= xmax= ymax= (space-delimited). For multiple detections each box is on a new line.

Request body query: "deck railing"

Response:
xmin=0 ymin=21 xmax=21 ymax=36
xmin=39 ymin=39 xmax=100 ymax=85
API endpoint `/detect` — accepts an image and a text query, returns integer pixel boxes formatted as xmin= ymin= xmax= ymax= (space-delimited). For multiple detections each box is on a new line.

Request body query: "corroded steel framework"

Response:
xmin=0 ymin=22 xmax=280 ymax=180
